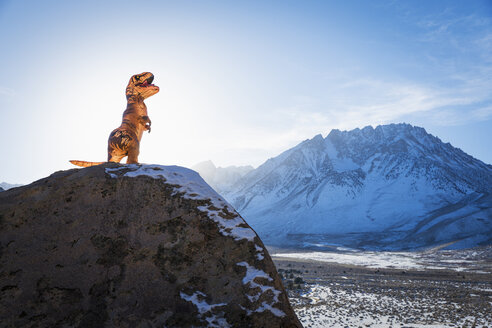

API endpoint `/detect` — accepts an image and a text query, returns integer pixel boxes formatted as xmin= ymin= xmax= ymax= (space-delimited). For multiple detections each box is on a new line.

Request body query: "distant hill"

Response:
xmin=222 ymin=123 xmax=492 ymax=250
xmin=0 ymin=182 xmax=23 ymax=191
xmin=192 ymin=160 xmax=253 ymax=194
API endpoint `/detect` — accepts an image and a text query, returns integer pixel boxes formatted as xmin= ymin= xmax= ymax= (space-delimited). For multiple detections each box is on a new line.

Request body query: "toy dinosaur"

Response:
xmin=70 ymin=72 xmax=159 ymax=167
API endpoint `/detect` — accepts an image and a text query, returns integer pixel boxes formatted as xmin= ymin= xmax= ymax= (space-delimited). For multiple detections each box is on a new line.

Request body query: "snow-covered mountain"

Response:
xmin=223 ymin=123 xmax=492 ymax=250
xmin=0 ymin=182 xmax=23 ymax=191
xmin=192 ymin=160 xmax=254 ymax=194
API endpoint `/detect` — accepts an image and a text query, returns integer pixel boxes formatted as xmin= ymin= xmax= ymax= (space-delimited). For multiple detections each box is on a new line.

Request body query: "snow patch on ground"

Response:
xmin=292 ymin=284 xmax=492 ymax=328
xmin=105 ymin=164 xmax=257 ymax=242
xmin=273 ymin=251 xmax=437 ymax=271
xmin=272 ymin=250 xmax=491 ymax=272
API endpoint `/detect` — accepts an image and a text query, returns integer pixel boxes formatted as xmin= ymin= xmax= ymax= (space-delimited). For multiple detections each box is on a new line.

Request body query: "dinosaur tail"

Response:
xmin=69 ymin=160 xmax=105 ymax=167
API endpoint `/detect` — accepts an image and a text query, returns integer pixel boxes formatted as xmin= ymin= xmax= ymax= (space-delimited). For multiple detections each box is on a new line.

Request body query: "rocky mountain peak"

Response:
xmin=0 ymin=163 xmax=301 ymax=327
xmin=222 ymin=123 xmax=492 ymax=250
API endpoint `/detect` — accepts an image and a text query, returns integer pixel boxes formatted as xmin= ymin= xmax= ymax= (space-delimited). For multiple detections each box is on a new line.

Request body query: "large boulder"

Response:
xmin=0 ymin=163 xmax=302 ymax=327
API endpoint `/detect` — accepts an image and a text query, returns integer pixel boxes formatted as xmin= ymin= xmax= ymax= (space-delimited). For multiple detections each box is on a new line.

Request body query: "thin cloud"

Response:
xmin=267 ymin=75 xmax=492 ymax=144
xmin=0 ymin=86 xmax=15 ymax=97
xmin=472 ymin=105 xmax=492 ymax=120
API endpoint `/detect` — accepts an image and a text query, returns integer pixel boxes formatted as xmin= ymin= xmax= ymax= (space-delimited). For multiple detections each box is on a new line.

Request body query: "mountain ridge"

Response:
xmin=219 ymin=123 xmax=492 ymax=250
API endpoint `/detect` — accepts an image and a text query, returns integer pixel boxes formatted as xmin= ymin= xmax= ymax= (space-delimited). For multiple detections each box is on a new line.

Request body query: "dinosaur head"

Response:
xmin=126 ymin=72 xmax=159 ymax=100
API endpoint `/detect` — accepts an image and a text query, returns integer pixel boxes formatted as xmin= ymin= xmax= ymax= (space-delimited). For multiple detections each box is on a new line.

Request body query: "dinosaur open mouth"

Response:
xmin=138 ymin=75 xmax=156 ymax=87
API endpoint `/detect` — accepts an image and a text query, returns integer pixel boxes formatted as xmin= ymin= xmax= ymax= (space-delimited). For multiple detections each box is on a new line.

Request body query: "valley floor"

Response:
xmin=271 ymin=247 xmax=492 ymax=328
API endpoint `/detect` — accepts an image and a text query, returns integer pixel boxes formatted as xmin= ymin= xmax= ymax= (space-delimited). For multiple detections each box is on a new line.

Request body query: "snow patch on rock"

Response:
xmin=180 ymin=291 xmax=230 ymax=328
xmin=236 ymin=261 xmax=285 ymax=317
xmin=105 ymin=164 xmax=257 ymax=242
xmin=255 ymin=244 xmax=265 ymax=260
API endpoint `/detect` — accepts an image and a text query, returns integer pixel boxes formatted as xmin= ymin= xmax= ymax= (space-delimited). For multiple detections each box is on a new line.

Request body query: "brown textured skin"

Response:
xmin=70 ymin=72 xmax=159 ymax=167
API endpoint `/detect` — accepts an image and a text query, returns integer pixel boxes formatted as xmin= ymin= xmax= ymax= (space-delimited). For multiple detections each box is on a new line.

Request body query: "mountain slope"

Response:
xmin=223 ymin=123 xmax=492 ymax=250
xmin=192 ymin=161 xmax=254 ymax=194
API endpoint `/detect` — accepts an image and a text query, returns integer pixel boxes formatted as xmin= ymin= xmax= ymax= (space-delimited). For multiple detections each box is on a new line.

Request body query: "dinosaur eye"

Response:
xmin=134 ymin=75 xmax=140 ymax=81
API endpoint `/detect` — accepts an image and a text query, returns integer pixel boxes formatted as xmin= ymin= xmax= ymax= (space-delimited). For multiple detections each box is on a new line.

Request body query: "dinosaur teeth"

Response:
xmin=136 ymin=81 xmax=156 ymax=88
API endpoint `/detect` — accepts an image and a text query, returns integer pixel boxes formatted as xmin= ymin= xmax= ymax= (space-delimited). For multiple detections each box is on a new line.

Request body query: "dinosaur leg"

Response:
xmin=126 ymin=143 xmax=140 ymax=164
xmin=107 ymin=141 xmax=126 ymax=163
xmin=108 ymin=128 xmax=133 ymax=163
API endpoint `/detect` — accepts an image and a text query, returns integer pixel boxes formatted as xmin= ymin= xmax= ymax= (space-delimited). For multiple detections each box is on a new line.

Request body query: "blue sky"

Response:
xmin=1 ymin=0 xmax=491 ymax=184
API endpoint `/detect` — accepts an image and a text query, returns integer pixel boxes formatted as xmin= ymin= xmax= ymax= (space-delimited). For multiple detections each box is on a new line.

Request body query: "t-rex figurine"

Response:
xmin=70 ymin=72 xmax=159 ymax=167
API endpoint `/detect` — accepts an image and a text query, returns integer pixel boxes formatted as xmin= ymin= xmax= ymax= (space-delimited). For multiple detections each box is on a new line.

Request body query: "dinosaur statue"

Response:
xmin=70 ymin=72 xmax=159 ymax=167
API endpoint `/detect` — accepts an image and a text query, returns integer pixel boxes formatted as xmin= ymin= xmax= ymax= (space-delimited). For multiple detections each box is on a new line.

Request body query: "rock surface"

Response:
xmin=0 ymin=163 xmax=301 ymax=328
